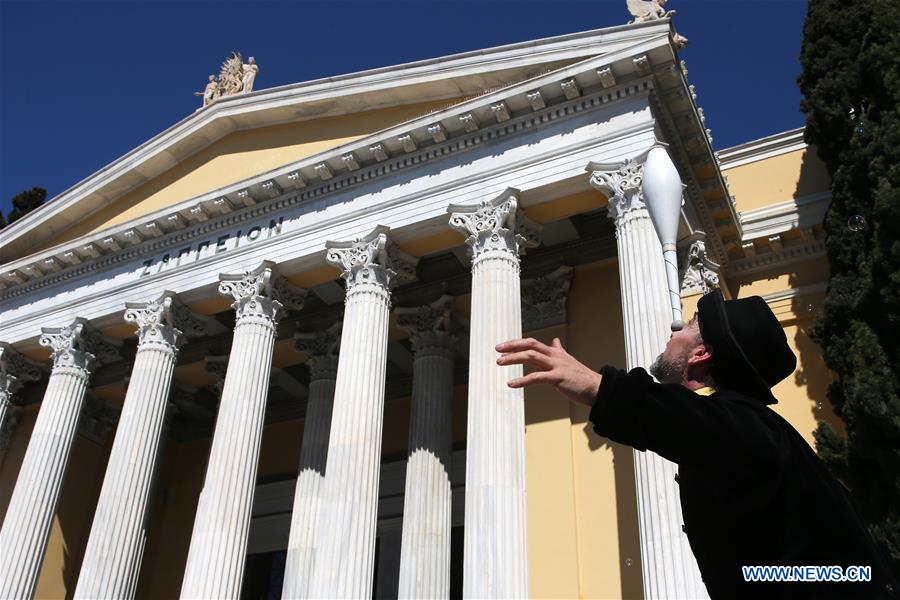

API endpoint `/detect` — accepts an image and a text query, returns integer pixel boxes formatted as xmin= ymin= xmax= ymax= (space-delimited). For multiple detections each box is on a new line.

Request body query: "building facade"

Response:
xmin=0 ymin=19 xmax=834 ymax=599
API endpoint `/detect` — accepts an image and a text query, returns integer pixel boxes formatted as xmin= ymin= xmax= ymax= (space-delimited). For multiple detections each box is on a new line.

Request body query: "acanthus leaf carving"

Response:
xmin=325 ymin=226 xmax=417 ymax=292
xmin=521 ymin=266 xmax=574 ymax=331
xmin=294 ymin=320 xmax=342 ymax=382
xmin=395 ymin=295 xmax=457 ymax=358
xmin=39 ymin=318 xmax=122 ymax=374
xmin=589 ymin=159 xmax=645 ymax=222
xmin=678 ymin=237 xmax=720 ymax=296
xmin=218 ymin=261 xmax=306 ymax=325
xmin=0 ymin=343 xmax=46 ymax=404
xmin=124 ymin=291 xmax=209 ymax=353
xmin=447 ymin=189 xmax=541 ymax=263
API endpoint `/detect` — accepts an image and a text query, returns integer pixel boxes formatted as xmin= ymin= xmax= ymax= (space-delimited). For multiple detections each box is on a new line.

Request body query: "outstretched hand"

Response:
xmin=495 ymin=337 xmax=602 ymax=407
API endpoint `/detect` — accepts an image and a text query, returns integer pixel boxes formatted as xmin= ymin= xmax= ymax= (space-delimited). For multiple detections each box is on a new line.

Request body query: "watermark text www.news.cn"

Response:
xmin=742 ymin=565 xmax=872 ymax=582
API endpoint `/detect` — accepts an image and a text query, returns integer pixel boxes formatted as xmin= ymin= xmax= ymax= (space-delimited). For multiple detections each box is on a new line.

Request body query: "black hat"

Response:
xmin=696 ymin=290 xmax=797 ymax=404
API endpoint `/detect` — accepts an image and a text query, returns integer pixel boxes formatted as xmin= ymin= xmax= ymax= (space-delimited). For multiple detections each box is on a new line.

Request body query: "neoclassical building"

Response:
xmin=0 ymin=17 xmax=834 ymax=600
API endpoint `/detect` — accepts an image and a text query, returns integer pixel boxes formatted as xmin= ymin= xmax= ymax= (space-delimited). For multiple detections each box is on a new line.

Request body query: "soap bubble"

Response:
xmin=847 ymin=215 xmax=867 ymax=232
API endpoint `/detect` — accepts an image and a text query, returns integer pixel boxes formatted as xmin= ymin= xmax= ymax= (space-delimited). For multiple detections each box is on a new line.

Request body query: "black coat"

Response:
xmin=590 ymin=366 xmax=898 ymax=599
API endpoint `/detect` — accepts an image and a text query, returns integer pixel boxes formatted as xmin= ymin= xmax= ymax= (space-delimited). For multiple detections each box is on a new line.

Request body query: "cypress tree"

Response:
xmin=799 ymin=0 xmax=900 ymax=575
xmin=2 ymin=187 xmax=47 ymax=228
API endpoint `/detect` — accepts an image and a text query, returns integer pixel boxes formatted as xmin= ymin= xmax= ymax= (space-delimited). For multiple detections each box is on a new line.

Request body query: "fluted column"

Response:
xmin=448 ymin=189 xmax=540 ymax=599
xmin=395 ymin=296 xmax=456 ymax=599
xmin=590 ymin=160 xmax=708 ymax=599
xmin=0 ymin=320 xmax=120 ymax=599
xmin=0 ymin=343 xmax=44 ymax=460
xmin=180 ymin=262 xmax=306 ymax=599
xmin=282 ymin=321 xmax=341 ymax=600
xmin=75 ymin=292 xmax=207 ymax=599
xmin=308 ymin=226 xmax=417 ymax=598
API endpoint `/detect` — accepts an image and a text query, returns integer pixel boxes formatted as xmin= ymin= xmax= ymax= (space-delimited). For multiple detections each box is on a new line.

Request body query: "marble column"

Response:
xmin=395 ymin=296 xmax=456 ymax=599
xmin=0 ymin=319 xmax=120 ymax=599
xmin=180 ymin=262 xmax=306 ymax=599
xmin=75 ymin=292 xmax=207 ymax=599
xmin=0 ymin=343 xmax=44 ymax=461
xmin=282 ymin=321 xmax=341 ymax=600
xmin=308 ymin=226 xmax=417 ymax=598
xmin=448 ymin=189 xmax=540 ymax=599
xmin=589 ymin=159 xmax=708 ymax=599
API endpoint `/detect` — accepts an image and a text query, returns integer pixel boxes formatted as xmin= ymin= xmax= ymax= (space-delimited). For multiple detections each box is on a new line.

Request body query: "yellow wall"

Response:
xmin=37 ymin=99 xmax=452 ymax=252
xmin=724 ymin=147 xmax=831 ymax=212
xmin=0 ymin=402 xmax=112 ymax=600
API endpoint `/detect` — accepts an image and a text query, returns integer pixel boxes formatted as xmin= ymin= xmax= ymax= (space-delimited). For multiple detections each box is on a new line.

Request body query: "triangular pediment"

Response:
xmin=0 ymin=21 xmax=674 ymax=264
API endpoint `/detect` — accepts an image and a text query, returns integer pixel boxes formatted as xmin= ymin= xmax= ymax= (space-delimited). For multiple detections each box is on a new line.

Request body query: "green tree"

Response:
xmin=1 ymin=187 xmax=47 ymax=229
xmin=799 ymin=0 xmax=900 ymax=576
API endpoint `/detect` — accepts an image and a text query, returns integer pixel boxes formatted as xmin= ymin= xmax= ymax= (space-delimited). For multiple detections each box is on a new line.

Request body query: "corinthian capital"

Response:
xmin=588 ymin=159 xmax=645 ymax=222
xmin=679 ymin=237 xmax=720 ymax=296
xmin=0 ymin=343 xmax=46 ymax=404
xmin=39 ymin=318 xmax=122 ymax=374
xmin=124 ymin=291 xmax=209 ymax=353
xmin=395 ymin=295 xmax=457 ymax=357
xmin=218 ymin=261 xmax=307 ymax=324
xmin=448 ymin=188 xmax=541 ymax=262
xmin=521 ymin=266 xmax=574 ymax=331
xmin=294 ymin=320 xmax=342 ymax=381
xmin=325 ymin=225 xmax=418 ymax=291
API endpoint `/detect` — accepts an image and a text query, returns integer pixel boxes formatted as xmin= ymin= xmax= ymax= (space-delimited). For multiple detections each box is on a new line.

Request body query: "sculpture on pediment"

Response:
xmin=241 ymin=57 xmax=258 ymax=93
xmin=218 ymin=52 xmax=245 ymax=97
xmin=194 ymin=52 xmax=260 ymax=108
xmin=195 ymin=75 xmax=219 ymax=107
xmin=627 ymin=0 xmax=675 ymax=22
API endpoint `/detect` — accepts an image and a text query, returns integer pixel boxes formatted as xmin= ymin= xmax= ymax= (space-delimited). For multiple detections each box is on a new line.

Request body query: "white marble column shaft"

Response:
xmin=396 ymin=297 xmax=456 ymax=599
xmin=0 ymin=320 xmax=120 ymax=599
xmin=591 ymin=160 xmax=708 ymax=599
xmin=282 ymin=322 xmax=341 ymax=600
xmin=75 ymin=293 xmax=206 ymax=599
xmin=309 ymin=226 xmax=417 ymax=598
xmin=180 ymin=262 xmax=305 ymax=599
xmin=448 ymin=190 xmax=539 ymax=599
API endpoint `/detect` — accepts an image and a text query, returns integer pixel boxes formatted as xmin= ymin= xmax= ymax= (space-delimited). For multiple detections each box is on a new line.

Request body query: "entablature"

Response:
xmin=0 ymin=21 xmax=676 ymax=261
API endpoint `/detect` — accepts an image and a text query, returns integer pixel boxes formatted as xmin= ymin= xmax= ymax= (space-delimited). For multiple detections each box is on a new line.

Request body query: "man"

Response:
xmin=496 ymin=290 xmax=897 ymax=598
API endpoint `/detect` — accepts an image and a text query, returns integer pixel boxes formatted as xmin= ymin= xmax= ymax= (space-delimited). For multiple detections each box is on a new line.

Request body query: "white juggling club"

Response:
xmin=642 ymin=145 xmax=684 ymax=331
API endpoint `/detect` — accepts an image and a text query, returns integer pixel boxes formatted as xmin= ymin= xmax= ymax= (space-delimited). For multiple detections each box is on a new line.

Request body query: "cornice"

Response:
xmin=0 ymin=21 xmax=673 ymax=260
xmin=725 ymin=239 xmax=825 ymax=277
xmin=717 ymin=127 xmax=806 ymax=169
xmin=646 ymin=60 xmax=737 ymax=266
xmin=0 ymin=40 xmax=668 ymax=299
xmin=739 ymin=191 xmax=830 ymax=241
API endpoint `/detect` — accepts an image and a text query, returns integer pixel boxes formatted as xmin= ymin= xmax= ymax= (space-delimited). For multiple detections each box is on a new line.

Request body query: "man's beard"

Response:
xmin=649 ymin=352 xmax=687 ymax=384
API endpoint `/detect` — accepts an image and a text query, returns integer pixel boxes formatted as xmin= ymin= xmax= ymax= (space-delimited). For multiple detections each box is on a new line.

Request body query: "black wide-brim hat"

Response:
xmin=697 ymin=290 xmax=797 ymax=404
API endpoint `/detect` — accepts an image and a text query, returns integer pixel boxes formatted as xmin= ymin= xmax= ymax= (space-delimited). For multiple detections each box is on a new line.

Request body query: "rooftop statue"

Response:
xmin=626 ymin=0 xmax=675 ymax=22
xmin=194 ymin=75 xmax=219 ymax=107
xmin=626 ymin=0 xmax=688 ymax=49
xmin=194 ymin=52 xmax=259 ymax=108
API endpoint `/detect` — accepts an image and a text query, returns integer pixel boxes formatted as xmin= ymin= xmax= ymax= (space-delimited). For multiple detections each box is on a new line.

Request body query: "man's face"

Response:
xmin=649 ymin=313 xmax=702 ymax=384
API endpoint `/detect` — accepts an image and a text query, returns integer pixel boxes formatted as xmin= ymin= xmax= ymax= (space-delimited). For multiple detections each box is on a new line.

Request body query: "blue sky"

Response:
xmin=0 ymin=0 xmax=808 ymax=218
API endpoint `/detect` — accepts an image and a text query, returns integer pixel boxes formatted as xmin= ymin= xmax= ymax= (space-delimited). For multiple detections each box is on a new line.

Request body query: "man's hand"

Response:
xmin=496 ymin=337 xmax=602 ymax=407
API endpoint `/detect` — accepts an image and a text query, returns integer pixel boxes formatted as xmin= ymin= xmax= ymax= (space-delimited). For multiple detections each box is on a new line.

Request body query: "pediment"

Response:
xmin=0 ymin=21 xmax=673 ymax=264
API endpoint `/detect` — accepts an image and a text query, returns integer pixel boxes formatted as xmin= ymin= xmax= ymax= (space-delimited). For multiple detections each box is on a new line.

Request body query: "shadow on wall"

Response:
xmin=54 ymin=434 xmax=113 ymax=600
xmin=790 ymin=313 xmax=846 ymax=438
xmin=793 ymin=146 xmax=832 ymax=203
xmin=583 ymin=421 xmax=645 ymax=600
xmin=790 ymin=142 xmax=845 ymax=441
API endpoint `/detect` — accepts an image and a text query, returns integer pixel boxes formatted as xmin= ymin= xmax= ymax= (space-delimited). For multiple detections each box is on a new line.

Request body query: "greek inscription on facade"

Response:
xmin=138 ymin=217 xmax=284 ymax=278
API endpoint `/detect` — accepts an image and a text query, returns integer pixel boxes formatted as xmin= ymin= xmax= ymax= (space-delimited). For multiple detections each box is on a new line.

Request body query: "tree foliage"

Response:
xmin=0 ymin=187 xmax=47 ymax=229
xmin=799 ymin=0 xmax=900 ymax=576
